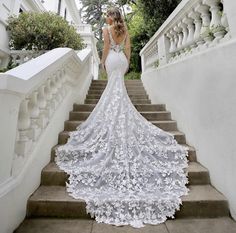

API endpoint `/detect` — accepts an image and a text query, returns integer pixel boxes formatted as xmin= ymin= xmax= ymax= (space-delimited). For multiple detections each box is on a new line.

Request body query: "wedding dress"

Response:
xmin=55 ymin=25 xmax=190 ymax=228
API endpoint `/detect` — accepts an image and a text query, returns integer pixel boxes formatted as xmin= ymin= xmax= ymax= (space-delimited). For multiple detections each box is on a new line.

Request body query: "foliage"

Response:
xmin=7 ymin=12 xmax=84 ymax=50
xmin=124 ymin=71 xmax=140 ymax=80
xmin=99 ymin=67 xmax=108 ymax=80
xmin=126 ymin=3 xmax=148 ymax=72
xmin=124 ymin=0 xmax=181 ymax=72
xmin=80 ymin=0 xmax=110 ymax=39
xmin=98 ymin=68 xmax=140 ymax=80
xmin=0 ymin=57 xmax=18 ymax=73
xmin=137 ymin=0 xmax=181 ymax=38
xmin=80 ymin=0 xmax=180 ymax=72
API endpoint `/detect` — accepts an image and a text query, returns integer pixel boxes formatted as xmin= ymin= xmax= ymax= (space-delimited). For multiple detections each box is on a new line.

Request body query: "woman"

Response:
xmin=55 ymin=7 xmax=189 ymax=228
xmin=100 ymin=7 xmax=131 ymax=76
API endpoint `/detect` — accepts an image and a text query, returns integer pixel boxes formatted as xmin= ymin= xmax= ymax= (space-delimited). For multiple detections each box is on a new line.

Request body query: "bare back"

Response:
xmin=107 ymin=25 xmax=127 ymax=45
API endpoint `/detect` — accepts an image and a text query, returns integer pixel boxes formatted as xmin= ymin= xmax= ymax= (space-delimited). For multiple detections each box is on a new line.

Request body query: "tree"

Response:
xmin=80 ymin=0 xmax=113 ymax=57
xmin=138 ymin=0 xmax=181 ymax=37
xmin=80 ymin=0 xmax=135 ymax=57
xmin=7 ymin=12 xmax=84 ymax=50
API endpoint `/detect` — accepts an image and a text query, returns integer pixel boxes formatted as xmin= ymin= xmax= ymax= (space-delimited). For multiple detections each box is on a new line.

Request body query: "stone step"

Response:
xmin=69 ymin=111 xmax=172 ymax=121
xmin=13 ymin=217 xmax=236 ymax=233
xmin=85 ymin=96 xmax=150 ymax=102
xmin=85 ymin=99 xmax=151 ymax=104
xmin=88 ymin=90 xmax=147 ymax=95
xmin=58 ymin=130 xmax=186 ymax=145
xmin=89 ymin=86 xmax=146 ymax=91
xmin=90 ymin=83 xmax=144 ymax=87
xmin=86 ymin=94 xmax=149 ymax=99
xmin=64 ymin=120 xmax=177 ymax=131
xmin=73 ymin=103 xmax=166 ymax=112
xmin=92 ymin=80 xmax=142 ymax=83
xmin=26 ymin=185 xmax=229 ymax=218
xmin=14 ymin=219 xmax=93 ymax=233
xmin=40 ymin=162 xmax=210 ymax=186
xmin=50 ymin=143 xmax=197 ymax=162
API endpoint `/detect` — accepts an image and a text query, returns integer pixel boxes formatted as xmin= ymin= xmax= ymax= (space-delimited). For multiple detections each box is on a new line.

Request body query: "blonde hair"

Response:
xmin=107 ymin=7 xmax=126 ymax=37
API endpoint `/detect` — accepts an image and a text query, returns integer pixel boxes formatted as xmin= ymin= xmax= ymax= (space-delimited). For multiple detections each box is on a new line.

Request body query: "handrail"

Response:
xmin=140 ymin=0 xmax=233 ymax=72
xmin=0 ymin=47 xmax=93 ymax=194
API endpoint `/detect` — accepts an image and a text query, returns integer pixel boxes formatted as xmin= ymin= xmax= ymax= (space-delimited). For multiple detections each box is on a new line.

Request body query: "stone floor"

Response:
xmin=14 ymin=217 xmax=236 ymax=233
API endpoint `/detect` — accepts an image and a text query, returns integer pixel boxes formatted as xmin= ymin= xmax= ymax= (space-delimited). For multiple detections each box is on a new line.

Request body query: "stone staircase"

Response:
xmin=14 ymin=79 xmax=232 ymax=232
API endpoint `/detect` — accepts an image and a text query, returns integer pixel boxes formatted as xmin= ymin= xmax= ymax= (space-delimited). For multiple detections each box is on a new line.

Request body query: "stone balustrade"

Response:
xmin=77 ymin=23 xmax=92 ymax=33
xmin=140 ymin=0 xmax=233 ymax=71
xmin=141 ymin=39 xmax=159 ymax=72
xmin=140 ymin=0 xmax=236 ymax=223
xmin=0 ymin=47 xmax=93 ymax=188
xmin=10 ymin=50 xmax=47 ymax=66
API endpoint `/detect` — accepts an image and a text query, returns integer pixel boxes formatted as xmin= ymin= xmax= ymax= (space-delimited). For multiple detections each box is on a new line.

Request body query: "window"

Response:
xmin=64 ymin=8 xmax=67 ymax=20
xmin=57 ymin=0 xmax=62 ymax=15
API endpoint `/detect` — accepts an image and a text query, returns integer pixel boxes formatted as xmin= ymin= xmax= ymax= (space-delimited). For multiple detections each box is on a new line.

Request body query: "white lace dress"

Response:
xmin=55 ymin=25 xmax=190 ymax=228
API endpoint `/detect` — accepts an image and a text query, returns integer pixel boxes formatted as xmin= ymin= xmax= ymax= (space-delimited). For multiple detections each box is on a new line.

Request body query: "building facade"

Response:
xmin=0 ymin=0 xmax=82 ymax=68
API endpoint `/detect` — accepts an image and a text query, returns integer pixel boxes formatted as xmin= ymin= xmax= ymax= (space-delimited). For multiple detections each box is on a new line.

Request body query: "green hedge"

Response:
xmin=7 ymin=12 xmax=84 ymax=50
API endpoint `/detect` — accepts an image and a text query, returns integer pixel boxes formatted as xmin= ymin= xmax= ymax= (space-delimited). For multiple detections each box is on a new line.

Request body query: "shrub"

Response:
xmin=125 ymin=71 xmax=141 ymax=80
xmin=6 ymin=12 xmax=84 ymax=50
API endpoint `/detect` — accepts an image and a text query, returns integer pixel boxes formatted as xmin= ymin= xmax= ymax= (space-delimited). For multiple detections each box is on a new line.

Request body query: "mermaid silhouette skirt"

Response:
xmin=55 ymin=48 xmax=189 ymax=228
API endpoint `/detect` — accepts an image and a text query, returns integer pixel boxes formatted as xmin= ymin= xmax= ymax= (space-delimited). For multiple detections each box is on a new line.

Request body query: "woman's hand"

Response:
xmin=125 ymin=61 xmax=130 ymax=74
xmin=100 ymin=62 xmax=106 ymax=71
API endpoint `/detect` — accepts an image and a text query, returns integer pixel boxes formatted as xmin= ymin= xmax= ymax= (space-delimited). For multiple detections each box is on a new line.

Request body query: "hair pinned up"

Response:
xmin=107 ymin=7 xmax=126 ymax=37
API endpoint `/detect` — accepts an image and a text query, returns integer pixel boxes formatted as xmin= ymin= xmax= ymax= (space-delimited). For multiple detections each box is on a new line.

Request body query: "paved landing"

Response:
xmin=14 ymin=217 xmax=236 ymax=233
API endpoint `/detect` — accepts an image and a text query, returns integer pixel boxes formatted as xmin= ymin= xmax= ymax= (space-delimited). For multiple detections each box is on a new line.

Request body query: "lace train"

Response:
xmin=55 ymin=68 xmax=190 ymax=228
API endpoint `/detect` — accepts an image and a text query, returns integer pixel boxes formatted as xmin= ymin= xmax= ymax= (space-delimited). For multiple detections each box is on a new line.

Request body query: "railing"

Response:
xmin=77 ymin=23 xmax=100 ymax=80
xmin=10 ymin=50 xmax=47 ymax=66
xmin=139 ymin=0 xmax=236 ymax=223
xmin=0 ymin=47 xmax=93 ymax=188
xmin=77 ymin=23 xmax=92 ymax=33
xmin=140 ymin=0 xmax=233 ymax=72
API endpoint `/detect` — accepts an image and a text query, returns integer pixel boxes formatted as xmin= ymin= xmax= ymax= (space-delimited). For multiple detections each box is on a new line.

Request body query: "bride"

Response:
xmin=55 ymin=7 xmax=189 ymax=228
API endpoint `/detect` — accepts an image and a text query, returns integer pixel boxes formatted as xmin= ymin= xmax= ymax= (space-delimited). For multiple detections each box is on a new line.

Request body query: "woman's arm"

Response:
xmin=101 ymin=27 xmax=110 ymax=66
xmin=124 ymin=29 xmax=131 ymax=65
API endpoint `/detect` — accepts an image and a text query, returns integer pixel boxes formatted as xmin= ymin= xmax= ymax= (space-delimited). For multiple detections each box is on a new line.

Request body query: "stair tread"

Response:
xmin=52 ymin=143 xmax=194 ymax=151
xmin=43 ymin=161 xmax=208 ymax=175
xmin=65 ymin=120 xmax=176 ymax=123
xmin=70 ymin=110 xmax=170 ymax=113
xmin=59 ymin=130 xmax=183 ymax=137
xmin=14 ymin=217 xmax=236 ymax=233
xmin=29 ymin=185 xmax=227 ymax=202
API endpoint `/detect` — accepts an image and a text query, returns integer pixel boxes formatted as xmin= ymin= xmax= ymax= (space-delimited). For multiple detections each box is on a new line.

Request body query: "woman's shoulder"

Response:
xmin=102 ymin=25 xmax=112 ymax=32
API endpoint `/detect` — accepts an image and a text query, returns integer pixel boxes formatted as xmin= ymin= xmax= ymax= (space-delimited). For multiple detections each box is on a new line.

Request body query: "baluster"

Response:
xmin=11 ymin=54 xmax=18 ymax=66
xmin=183 ymin=16 xmax=195 ymax=51
xmin=174 ymin=25 xmax=183 ymax=55
xmin=189 ymin=10 xmax=202 ymax=48
xmin=15 ymin=99 xmax=32 ymax=157
xmin=188 ymin=19 xmax=195 ymax=48
xmin=51 ymin=75 xmax=59 ymax=110
xmin=166 ymin=31 xmax=175 ymax=60
xmin=38 ymin=85 xmax=49 ymax=128
xmin=45 ymin=78 xmax=54 ymax=118
xmin=170 ymin=29 xmax=178 ymax=58
xmin=178 ymin=21 xmax=188 ymax=54
xmin=61 ymin=68 xmax=67 ymax=97
xmin=204 ymin=0 xmax=226 ymax=43
xmin=196 ymin=3 xmax=213 ymax=46
xmin=55 ymin=72 xmax=63 ymax=103
xmin=28 ymin=91 xmax=41 ymax=141
xmin=220 ymin=0 xmax=230 ymax=40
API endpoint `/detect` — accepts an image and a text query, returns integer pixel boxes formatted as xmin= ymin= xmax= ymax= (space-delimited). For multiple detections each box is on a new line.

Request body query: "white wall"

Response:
xmin=0 ymin=48 xmax=93 ymax=233
xmin=0 ymin=0 xmax=45 ymax=68
xmin=141 ymin=39 xmax=236 ymax=221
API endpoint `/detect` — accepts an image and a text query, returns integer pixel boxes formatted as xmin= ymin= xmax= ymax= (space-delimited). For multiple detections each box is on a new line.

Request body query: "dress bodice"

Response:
xmin=107 ymin=26 xmax=127 ymax=53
